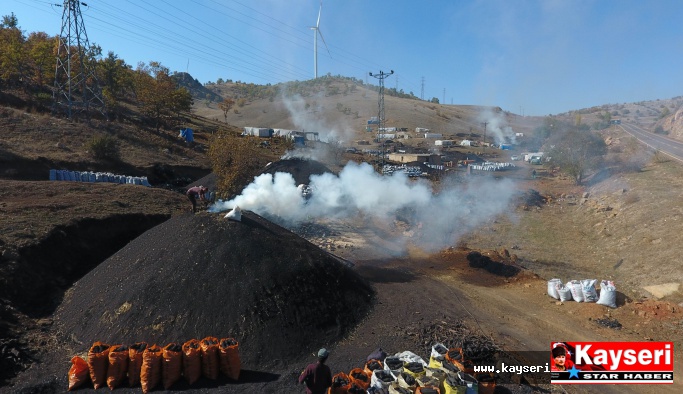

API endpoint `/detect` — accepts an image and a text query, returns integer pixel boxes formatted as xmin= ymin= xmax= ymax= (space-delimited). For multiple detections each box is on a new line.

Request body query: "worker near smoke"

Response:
xmin=186 ymin=185 xmax=208 ymax=213
xmin=298 ymin=348 xmax=332 ymax=394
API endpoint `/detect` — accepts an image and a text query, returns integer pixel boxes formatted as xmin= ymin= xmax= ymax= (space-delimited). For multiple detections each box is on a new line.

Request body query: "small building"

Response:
xmin=243 ymin=127 xmax=273 ymax=137
xmin=460 ymin=139 xmax=474 ymax=146
xmin=388 ymin=153 xmax=441 ymax=164
xmin=415 ymin=127 xmax=430 ymax=133
xmin=500 ymin=144 xmax=513 ymax=150
xmin=435 ymin=140 xmax=455 ymax=147
xmin=424 ymin=133 xmax=443 ymax=139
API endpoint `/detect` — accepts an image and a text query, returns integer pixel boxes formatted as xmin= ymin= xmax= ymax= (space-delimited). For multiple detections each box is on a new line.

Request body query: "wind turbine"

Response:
xmin=310 ymin=0 xmax=331 ymax=79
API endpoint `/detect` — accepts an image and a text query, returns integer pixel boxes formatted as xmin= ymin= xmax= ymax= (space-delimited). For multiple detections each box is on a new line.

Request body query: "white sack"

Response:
xmin=581 ymin=279 xmax=598 ymax=302
xmin=547 ymin=278 xmax=562 ymax=299
xmin=597 ymin=280 xmax=617 ymax=308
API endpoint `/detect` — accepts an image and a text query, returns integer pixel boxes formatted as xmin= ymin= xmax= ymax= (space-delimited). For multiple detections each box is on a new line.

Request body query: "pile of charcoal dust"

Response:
xmin=15 ymin=211 xmax=374 ymax=391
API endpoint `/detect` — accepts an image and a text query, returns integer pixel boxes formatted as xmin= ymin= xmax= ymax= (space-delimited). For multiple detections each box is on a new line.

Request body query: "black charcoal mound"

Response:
xmin=54 ymin=211 xmax=374 ymax=369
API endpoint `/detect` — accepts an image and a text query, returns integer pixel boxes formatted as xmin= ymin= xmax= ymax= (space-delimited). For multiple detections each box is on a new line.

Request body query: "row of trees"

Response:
xmin=0 ymin=13 xmax=192 ymax=129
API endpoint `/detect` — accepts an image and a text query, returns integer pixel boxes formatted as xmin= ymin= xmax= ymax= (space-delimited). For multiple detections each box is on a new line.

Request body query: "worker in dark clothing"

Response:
xmin=186 ymin=186 xmax=208 ymax=213
xmin=298 ymin=348 xmax=332 ymax=394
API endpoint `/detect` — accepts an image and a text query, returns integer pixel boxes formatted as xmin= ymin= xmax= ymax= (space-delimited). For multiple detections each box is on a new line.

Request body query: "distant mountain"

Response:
xmin=173 ymin=71 xmax=222 ymax=103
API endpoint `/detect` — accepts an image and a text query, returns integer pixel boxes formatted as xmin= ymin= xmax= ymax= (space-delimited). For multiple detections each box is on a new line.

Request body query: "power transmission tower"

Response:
xmin=482 ymin=122 xmax=488 ymax=156
xmin=421 ymin=76 xmax=425 ymax=100
xmin=53 ymin=0 xmax=105 ymax=119
xmin=369 ymin=70 xmax=394 ymax=172
xmin=443 ymin=88 xmax=445 ymax=104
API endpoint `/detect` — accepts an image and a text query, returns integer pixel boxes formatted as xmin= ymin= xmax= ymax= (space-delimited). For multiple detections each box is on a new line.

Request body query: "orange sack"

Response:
xmin=128 ymin=342 xmax=148 ymax=387
xmin=349 ymin=368 xmax=370 ymax=390
xmin=162 ymin=343 xmax=183 ymax=389
xmin=87 ymin=341 xmax=110 ymax=389
xmin=140 ymin=344 xmax=162 ymax=393
xmin=67 ymin=355 xmax=90 ymax=391
xmin=219 ymin=337 xmax=241 ymax=381
xmin=329 ymin=371 xmax=351 ymax=394
xmin=182 ymin=339 xmax=202 ymax=385
xmin=200 ymin=336 xmax=220 ymax=380
xmin=106 ymin=345 xmax=129 ymax=390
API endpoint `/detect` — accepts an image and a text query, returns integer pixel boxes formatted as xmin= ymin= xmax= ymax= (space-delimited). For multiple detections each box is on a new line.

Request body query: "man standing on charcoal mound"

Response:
xmin=186 ymin=185 xmax=207 ymax=213
xmin=298 ymin=348 xmax=332 ymax=394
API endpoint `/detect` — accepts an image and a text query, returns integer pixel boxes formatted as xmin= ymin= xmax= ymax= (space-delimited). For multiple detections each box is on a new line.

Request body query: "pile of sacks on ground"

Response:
xmin=49 ymin=169 xmax=151 ymax=186
xmin=547 ymin=279 xmax=617 ymax=308
xmin=67 ymin=337 xmax=240 ymax=392
xmin=329 ymin=344 xmax=495 ymax=394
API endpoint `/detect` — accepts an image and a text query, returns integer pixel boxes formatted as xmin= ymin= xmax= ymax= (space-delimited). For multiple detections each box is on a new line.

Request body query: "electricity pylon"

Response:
xmin=369 ymin=70 xmax=393 ymax=172
xmin=53 ymin=0 xmax=105 ymax=119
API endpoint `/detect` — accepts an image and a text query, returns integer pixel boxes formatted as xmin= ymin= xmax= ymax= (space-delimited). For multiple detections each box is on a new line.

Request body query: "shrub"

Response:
xmin=88 ymin=135 xmax=119 ymax=160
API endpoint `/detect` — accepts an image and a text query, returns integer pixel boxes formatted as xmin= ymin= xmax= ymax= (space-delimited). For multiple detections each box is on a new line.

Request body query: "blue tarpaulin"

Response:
xmin=179 ymin=128 xmax=194 ymax=142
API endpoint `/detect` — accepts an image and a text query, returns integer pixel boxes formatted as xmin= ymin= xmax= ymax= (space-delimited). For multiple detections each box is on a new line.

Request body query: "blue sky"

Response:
xmin=4 ymin=0 xmax=683 ymax=116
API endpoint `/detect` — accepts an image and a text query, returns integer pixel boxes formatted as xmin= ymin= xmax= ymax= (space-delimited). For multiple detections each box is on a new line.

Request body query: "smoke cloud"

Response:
xmin=281 ymin=90 xmax=356 ymax=144
xmin=211 ymin=161 xmax=517 ymax=253
xmin=477 ymin=108 xmax=516 ymax=145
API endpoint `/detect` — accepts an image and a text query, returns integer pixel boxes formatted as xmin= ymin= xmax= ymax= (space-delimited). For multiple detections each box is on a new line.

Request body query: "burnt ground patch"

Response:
xmin=466 ymin=251 xmax=521 ymax=278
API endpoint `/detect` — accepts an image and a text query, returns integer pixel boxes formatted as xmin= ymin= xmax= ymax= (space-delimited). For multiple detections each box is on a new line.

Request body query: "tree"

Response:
xmin=25 ymin=31 xmax=56 ymax=86
xmin=208 ymin=131 xmax=268 ymax=198
xmin=134 ymin=61 xmax=191 ymax=131
xmin=218 ymin=98 xmax=234 ymax=123
xmin=548 ymin=129 xmax=607 ymax=185
xmin=0 ymin=15 xmax=26 ymax=85
xmin=430 ymin=97 xmax=439 ymax=103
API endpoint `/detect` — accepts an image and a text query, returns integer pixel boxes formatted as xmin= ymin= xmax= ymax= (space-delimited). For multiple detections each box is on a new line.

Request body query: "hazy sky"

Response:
xmin=5 ymin=0 xmax=682 ymax=115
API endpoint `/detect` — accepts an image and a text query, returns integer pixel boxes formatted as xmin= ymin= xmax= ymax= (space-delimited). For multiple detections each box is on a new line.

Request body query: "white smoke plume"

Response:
xmin=211 ymin=161 xmax=518 ymax=253
xmin=281 ymin=91 xmax=356 ymax=144
xmin=477 ymin=108 xmax=516 ymax=145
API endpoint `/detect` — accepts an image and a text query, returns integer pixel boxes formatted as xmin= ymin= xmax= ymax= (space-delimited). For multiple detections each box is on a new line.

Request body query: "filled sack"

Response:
xmin=200 ymin=336 xmax=220 ymax=380
xmin=106 ymin=345 xmax=129 ymax=390
xmin=67 ymin=356 xmax=90 ymax=391
xmin=581 ymin=279 xmax=598 ymax=302
xmin=140 ymin=344 xmax=162 ymax=393
xmin=128 ymin=342 xmax=148 ymax=387
xmin=87 ymin=342 xmax=110 ymax=389
xmin=162 ymin=342 xmax=182 ymax=389
xmin=182 ymin=339 xmax=202 ymax=385
xmin=597 ymin=280 xmax=617 ymax=308
xmin=219 ymin=337 xmax=241 ymax=380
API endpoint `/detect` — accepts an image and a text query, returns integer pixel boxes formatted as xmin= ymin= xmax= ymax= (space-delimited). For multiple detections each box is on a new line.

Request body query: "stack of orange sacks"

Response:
xmin=67 ymin=337 xmax=241 ymax=392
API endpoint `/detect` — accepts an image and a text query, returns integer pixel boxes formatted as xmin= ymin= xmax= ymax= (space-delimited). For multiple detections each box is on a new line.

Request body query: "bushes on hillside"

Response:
xmin=88 ymin=134 xmax=119 ymax=160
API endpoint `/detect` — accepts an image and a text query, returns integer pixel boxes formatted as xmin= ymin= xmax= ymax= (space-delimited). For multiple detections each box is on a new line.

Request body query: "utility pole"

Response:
xmin=369 ymin=70 xmax=394 ymax=173
xmin=53 ymin=0 xmax=105 ymax=119
xmin=482 ymin=122 xmax=488 ymax=156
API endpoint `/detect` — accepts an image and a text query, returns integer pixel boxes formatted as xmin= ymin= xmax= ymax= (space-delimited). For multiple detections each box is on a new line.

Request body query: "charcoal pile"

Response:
xmin=17 ymin=211 xmax=374 ymax=390
xmin=595 ymin=317 xmax=622 ymax=329
xmin=516 ymin=189 xmax=547 ymax=208
xmin=262 ymin=158 xmax=332 ymax=186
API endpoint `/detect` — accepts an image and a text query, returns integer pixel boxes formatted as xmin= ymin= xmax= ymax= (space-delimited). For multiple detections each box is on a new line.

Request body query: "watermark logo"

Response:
xmin=550 ymin=341 xmax=674 ymax=384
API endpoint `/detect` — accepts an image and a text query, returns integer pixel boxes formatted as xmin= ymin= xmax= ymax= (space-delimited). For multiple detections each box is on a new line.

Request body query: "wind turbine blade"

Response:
xmin=316 ymin=1 xmax=322 ymax=27
xmin=318 ymin=29 xmax=331 ymax=58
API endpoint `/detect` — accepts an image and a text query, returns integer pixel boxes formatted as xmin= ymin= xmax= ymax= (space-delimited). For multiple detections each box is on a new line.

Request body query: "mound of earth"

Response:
xmin=18 ymin=211 xmax=373 ymax=389
xmin=262 ymin=158 xmax=332 ymax=185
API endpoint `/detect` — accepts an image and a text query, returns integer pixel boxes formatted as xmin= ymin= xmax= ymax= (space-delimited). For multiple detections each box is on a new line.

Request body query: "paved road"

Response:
xmin=619 ymin=122 xmax=683 ymax=163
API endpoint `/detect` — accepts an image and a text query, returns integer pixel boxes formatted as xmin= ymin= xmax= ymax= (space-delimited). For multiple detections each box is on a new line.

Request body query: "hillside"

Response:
xmin=2 ymin=80 xmax=683 ymax=392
